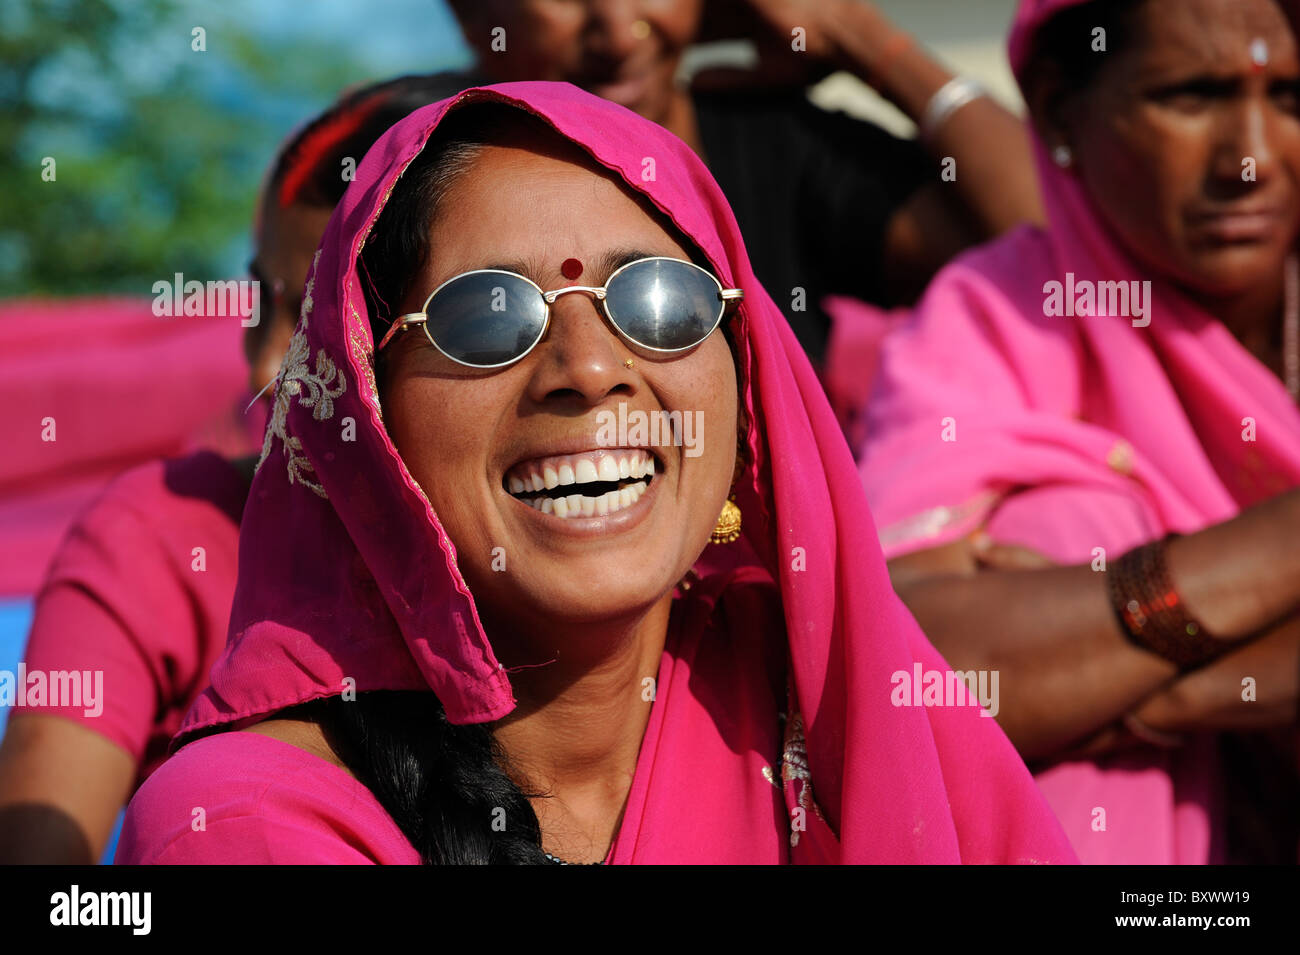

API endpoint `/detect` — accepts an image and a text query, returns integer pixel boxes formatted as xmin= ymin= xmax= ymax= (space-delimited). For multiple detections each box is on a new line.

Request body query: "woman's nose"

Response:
xmin=1213 ymin=95 xmax=1281 ymax=185
xmin=525 ymin=292 xmax=634 ymax=406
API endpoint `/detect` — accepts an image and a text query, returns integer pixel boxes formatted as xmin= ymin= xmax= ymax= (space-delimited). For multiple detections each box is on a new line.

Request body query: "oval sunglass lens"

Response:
xmin=424 ymin=271 xmax=546 ymax=367
xmin=605 ymin=260 xmax=721 ymax=351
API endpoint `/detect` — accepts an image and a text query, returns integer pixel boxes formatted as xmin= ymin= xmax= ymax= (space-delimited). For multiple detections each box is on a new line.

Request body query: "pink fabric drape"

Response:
xmin=858 ymin=0 xmax=1300 ymax=862
xmin=0 ymin=297 xmax=257 ymax=597
xmin=164 ymin=81 xmax=1074 ymax=863
xmin=821 ymin=295 xmax=906 ymax=454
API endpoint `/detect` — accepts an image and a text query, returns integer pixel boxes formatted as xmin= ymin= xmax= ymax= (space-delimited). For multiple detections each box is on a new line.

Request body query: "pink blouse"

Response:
xmin=16 ymin=451 xmax=246 ymax=785
xmin=116 ymin=731 xmax=421 ymax=864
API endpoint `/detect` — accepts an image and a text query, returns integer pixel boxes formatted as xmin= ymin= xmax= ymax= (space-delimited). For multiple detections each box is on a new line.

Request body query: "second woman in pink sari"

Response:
xmin=859 ymin=0 xmax=1300 ymax=863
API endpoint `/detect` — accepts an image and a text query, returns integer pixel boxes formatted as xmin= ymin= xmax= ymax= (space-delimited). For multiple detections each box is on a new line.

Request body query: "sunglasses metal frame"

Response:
xmin=375 ymin=256 xmax=744 ymax=368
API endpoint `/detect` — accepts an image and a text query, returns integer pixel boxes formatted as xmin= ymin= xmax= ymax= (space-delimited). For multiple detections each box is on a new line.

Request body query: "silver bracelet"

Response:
xmin=919 ymin=76 xmax=986 ymax=144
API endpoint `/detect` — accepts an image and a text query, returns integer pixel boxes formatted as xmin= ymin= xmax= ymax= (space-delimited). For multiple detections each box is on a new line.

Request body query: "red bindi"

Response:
xmin=561 ymin=257 xmax=583 ymax=281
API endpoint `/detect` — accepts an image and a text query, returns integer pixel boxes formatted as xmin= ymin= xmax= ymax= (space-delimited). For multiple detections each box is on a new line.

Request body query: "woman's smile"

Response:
xmin=499 ymin=452 xmax=660 ymax=535
xmin=502 ymin=444 xmax=663 ymax=534
xmin=505 ymin=446 xmax=657 ymax=517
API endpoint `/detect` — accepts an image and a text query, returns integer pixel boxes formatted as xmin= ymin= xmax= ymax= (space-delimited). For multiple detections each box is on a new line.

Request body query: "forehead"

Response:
xmin=1126 ymin=0 xmax=1296 ymax=73
xmin=426 ymin=142 xmax=691 ymax=281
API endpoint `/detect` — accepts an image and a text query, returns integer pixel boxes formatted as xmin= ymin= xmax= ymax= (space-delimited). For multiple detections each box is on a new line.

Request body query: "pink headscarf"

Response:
xmin=860 ymin=1 xmax=1300 ymax=862
xmin=178 ymin=80 xmax=1075 ymax=863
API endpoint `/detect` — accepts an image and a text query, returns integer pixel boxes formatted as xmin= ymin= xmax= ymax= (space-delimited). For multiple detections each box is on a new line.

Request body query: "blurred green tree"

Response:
xmin=0 ymin=0 xmax=373 ymax=296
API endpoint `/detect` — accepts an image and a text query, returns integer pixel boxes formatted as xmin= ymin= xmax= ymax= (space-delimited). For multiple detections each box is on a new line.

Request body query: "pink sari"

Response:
xmin=0 ymin=297 xmax=255 ymax=597
xmin=858 ymin=0 xmax=1300 ymax=863
xmin=162 ymin=81 xmax=1074 ymax=863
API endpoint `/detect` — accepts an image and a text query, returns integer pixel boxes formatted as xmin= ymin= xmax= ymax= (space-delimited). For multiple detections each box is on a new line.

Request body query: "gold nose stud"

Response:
xmin=624 ymin=358 xmax=635 ymax=369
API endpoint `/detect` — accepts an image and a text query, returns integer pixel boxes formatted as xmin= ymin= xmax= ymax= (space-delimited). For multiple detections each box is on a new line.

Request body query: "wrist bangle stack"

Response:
xmin=1106 ymin=534 xmax=1228 ymax=669
xmin=918 ymin=76 xmax=985 ymax=145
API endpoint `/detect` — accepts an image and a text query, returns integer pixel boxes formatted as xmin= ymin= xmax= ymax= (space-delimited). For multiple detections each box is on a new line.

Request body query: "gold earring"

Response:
xmin=710 ymin=495 xmax=742 ymax=544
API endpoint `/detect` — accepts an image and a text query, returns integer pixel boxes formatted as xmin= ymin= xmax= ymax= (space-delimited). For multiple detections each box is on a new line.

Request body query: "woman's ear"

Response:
xmin=1022 ymin=59 xmax=1077 ymax=166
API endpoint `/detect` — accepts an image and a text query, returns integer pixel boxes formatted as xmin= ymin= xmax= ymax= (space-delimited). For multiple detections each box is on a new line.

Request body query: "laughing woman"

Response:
xmin=117 ymin=82 xmax=1074 ymax=865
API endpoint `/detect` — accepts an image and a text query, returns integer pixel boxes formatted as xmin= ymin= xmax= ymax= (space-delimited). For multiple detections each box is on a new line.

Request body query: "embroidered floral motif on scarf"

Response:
xmin=256 ymin=250 xmax=347 ymax=498
xmin=762 ymin=707 xmax=829 ymax=848
xmin=779 ymin=712 xmax=829 ymax=846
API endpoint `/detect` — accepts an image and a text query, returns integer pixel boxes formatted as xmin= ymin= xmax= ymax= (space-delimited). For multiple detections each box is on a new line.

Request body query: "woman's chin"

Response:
xmin=502 ymin=581 xmax=670 ymax=630
xmin=1169 ymin=243 xmax=1292 ymax=299
xmin=469 ymin=550 xmax=681 ymax=630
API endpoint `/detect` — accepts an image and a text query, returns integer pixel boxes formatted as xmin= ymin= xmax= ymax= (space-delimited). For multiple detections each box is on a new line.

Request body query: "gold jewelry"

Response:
xmin=710 ymin=496 xmax=742 ymax=544
xmin=624 ymin=358 xmax=635 ymax=369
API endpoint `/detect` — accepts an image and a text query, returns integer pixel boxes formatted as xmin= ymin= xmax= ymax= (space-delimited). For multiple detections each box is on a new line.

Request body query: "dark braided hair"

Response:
xmin=290 ymin=692 xmax=549 ymax=865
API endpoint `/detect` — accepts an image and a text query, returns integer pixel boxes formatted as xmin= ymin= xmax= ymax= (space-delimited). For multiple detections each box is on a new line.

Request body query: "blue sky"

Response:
xmin=254 ymin=0 xmax=472 ymax=75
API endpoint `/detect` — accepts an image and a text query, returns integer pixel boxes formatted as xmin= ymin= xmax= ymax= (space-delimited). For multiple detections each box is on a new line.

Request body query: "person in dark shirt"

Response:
xmin=445 ymin=0 xmax=1043 ymax=364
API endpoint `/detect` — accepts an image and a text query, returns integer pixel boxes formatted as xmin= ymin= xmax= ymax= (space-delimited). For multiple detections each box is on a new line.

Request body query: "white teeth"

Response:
xmin=511 ymin=449 xmax=659 ymax=518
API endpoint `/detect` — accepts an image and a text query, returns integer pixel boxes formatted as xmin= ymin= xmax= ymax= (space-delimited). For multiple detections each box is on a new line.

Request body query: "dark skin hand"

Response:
xmin=893 ymin=489 xmax=1300 ymax=762
xmin=900 ymin=519 xmax=1300 ymax=763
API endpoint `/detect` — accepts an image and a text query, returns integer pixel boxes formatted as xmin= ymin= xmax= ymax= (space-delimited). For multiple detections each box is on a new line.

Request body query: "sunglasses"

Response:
xmin=375 ymin=256 xmax=743 ymax=368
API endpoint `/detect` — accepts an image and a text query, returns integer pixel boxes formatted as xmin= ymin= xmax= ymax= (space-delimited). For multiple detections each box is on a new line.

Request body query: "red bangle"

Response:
xmin=1107 ymin=534 xmax=1228 ymax=669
